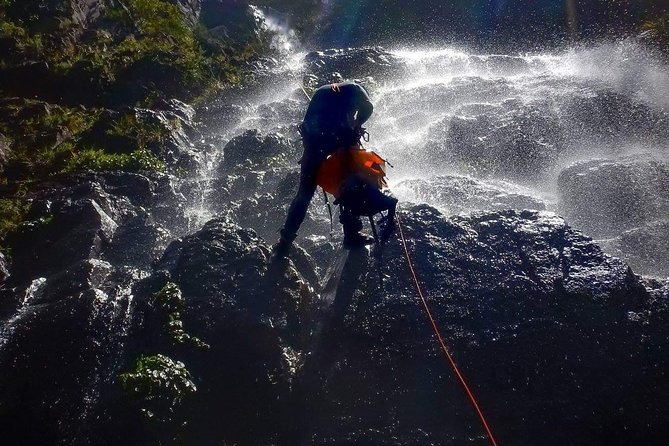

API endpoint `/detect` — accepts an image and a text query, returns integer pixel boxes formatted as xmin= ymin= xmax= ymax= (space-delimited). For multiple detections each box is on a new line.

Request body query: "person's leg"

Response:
xmin=277 ymin=157 xmax=318 ymax=254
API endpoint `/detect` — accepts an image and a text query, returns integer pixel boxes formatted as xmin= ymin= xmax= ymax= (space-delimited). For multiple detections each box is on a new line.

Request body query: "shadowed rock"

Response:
xmin=299 ymin=206 xmax=669 ymax=445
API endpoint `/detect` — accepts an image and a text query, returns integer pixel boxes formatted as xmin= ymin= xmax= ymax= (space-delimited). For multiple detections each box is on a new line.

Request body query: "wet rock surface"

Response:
xmin=600 ymin=219 xmax=669 ymax=278
xmin=558 ymin=155 xmax=669 ymax=237
xmin=120 ymin=218 xmax=317 ymax=445
xmin=0 ymin=171 xmax=186 ymax=444
xmin=300 ymin=207 xmax=669 ymax=445
xmin=1 ymin=41 xmax=669 ymax=446
xmin=395 ymin=174 xmax=547 ymax=214
xmin=303 ymin=47 xmax=401 ymax=84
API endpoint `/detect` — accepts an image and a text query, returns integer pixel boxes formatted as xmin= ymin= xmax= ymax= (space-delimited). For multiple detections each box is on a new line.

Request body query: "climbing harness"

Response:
xmin=396 ymin=212 xmax=500 ymax=446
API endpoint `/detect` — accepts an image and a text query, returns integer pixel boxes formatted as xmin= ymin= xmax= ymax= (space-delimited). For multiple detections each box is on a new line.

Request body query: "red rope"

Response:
xmin=396 ymin=212 xmax=499 ymax=446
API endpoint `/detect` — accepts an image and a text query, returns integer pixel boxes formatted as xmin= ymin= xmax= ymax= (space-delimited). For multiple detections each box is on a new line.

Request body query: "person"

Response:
xmin=273 ymin=80 xmax=382 ymax=257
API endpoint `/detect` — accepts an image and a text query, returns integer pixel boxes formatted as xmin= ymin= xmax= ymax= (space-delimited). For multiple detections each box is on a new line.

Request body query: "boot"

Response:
xmin=343 ymin=232 xmax=374 ymax=249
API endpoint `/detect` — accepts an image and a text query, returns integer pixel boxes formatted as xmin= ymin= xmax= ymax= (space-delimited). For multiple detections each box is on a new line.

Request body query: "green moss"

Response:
xmin=63 ymin=148 xmax=165 ymax=173
xmin=107 ymin=113 xmax=169 ymax=151
xmin=153 ymin=282 xmax=209 ymax=349
xmin=119 ymin=354 xmax=197 ymax=421
xmin=0 ymin=0 xmax=274 ymax=186
xmin=0 ymin=197 xmax=29 ymax=253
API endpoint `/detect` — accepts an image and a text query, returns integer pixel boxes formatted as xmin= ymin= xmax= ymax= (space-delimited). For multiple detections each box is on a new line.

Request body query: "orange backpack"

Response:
xmin=316 ymin=146 xmax=388 ymax=198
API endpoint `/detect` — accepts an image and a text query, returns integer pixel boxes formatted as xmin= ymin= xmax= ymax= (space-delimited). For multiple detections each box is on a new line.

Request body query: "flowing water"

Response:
xmin=191 ymin=31 xmax=669 ymax=276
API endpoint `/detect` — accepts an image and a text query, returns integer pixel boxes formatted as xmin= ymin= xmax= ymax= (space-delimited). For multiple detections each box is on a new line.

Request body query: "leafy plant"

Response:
xmin=152 ymin=282 xmax=209 ymax=349
xmin=119 ymin=354 xmax=197 ymax=421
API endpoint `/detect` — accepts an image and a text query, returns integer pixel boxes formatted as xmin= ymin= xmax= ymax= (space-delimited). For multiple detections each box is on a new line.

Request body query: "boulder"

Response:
xmin=395 ymin=174 xmax=546 ymax=214
xmin=220 ymin=129 xmax=299 ymax=171
xmin=128 ymin=218 xmax=317 ymax=444
xmin=303 ymin=47 xmax=400 ymax=82
xmin=0 ymin=259 xmax=138 ymax=445
xmin=299 ymin=206 xmax=669 ymax=445
xmin=558 ymin=155 xmax=669 ymax=237
xmin=601 ymin=219 xmax=669 ymax=278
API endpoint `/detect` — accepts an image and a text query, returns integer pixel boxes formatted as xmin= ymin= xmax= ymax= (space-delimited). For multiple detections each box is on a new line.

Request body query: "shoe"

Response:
xmin=343 ymin=232 xmax=375 ymax=249
xmin=271 ymin=238 xmax=292 ymax=259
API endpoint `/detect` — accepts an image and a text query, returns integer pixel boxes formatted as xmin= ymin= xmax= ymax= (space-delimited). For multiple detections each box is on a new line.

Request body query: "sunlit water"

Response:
xmin=192 ymin=39 xmax=668 ymax=225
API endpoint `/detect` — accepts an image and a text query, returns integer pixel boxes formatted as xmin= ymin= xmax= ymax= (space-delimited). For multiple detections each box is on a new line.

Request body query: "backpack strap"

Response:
xmin=322 ymin=189 xmax=334 ymax=238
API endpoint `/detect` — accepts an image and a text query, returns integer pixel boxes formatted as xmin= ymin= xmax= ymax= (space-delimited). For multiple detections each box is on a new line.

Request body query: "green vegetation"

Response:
xmin=0 ymin=0 xmax=274 ymax=250
xmin=63 ymin=148 xmax=165 ymax=173
xmin=0 ymin=198 xmax=29 ymax=253
xmin=119 ymin=354 xmax=197 ymax=421
xmin=152 ymin=282 xmax=209 ymax=349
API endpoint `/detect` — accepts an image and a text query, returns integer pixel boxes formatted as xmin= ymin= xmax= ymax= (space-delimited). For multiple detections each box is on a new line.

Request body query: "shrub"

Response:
xmin=63 ymin=148 xmax=165 ymax=173
xmin=119 ymin=354 xmax=197 ymax=421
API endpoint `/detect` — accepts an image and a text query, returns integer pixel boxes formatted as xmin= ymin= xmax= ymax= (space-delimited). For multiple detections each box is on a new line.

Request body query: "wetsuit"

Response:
xmin=280 ymin=81 xmax=374 ymax=244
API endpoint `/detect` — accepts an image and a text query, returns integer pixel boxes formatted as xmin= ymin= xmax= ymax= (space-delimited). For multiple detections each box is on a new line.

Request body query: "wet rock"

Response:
xmin=300 ymin=207 xmax=668 ymax=445
xmin=430 ymin=100 xmax=564 ymax=182
xmin=304 ymin=47 xmax=400 ymax=81
xmin=0 ymin=252 xmax=9 ymax=284
xmin=0 ymin=255 xmax=139 ymax=445
xmin=0 ymin=173 xmax=182 ymax=445
xmin=200 ymin=0 xmax=261 ymax=47
xmin=6 ymin=172 xmax=180 ymax=285
xmin=130 ymin=218 xmax=317 ymax=444
xmin=395 ymin=174 xmax=546 ymax=214
xmin=602 ymin=219 xmax=669 ymax=278
xmin=220 ymin=129 xmax=299 ymax=171
xmin=134 ymin=107 xmax=201 ymax=171
xmin=168 ymin=0 xmax=201 ymax=26
xmin=558 ymin=155 xmax=669 ymax=237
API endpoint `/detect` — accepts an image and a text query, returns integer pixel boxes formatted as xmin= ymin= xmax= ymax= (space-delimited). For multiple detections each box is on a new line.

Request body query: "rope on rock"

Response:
xmin=396 ymin=212 xmax=500 ymax=446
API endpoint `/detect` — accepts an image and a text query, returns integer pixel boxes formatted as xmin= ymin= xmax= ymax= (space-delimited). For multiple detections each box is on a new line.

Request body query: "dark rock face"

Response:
xmin=199 ymin=0 xmax=260 ymax=47
xmin=396 ymin=175 xmax=546 ymax=214
xmin=558 ymin=155 xmax=669 ymax=237
xmin=129 ymin=218 xmax=316 ymax=445
xmin=6 ymin=0 xmax=105 ymax=33
xmin=220 ymin=128 xmax=299 ymax=171
xmin=5 ymin=172 xmax=181 ymax=285
xmin=301 ymin=207 xmax=669 ymax=445
xmin=0 ymin=170 xmax=189 ymax=445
